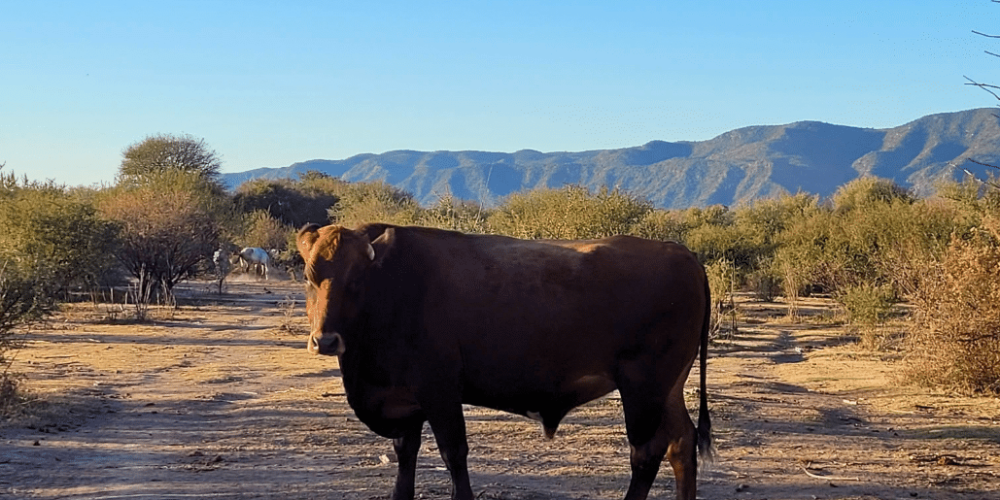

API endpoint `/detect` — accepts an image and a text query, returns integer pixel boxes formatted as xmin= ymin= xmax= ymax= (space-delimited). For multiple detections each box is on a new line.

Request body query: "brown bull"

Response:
xmin=297 ymin=223 xmax=712 ymax=500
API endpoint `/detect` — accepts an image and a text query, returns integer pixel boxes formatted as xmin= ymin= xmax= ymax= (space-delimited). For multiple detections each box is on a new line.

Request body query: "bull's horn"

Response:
xmin=366 ymin=243 xmax=375 ymax=261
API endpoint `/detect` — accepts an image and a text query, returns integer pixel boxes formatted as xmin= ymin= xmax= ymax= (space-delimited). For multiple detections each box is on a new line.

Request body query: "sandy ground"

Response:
xmin=1 ymin=278 xmax=998 ymax=500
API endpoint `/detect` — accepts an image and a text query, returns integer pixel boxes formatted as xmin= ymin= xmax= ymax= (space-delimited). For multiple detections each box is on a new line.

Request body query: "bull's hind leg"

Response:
xmin=618 ymin=365 xmax=698 ymax=500
xmin=619 ymin=384 xmax=669 ymax=500
xmin=663 ymin=384 xmax=698 ymax=500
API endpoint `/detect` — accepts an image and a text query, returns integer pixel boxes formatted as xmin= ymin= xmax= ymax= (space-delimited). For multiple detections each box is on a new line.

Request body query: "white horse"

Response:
xmin=238 ymin=247 xmax=270 ymax=280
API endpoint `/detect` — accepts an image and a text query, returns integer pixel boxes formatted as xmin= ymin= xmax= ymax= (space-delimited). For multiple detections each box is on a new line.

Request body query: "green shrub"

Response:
xmin=735 ymin=193 xmax=820 ymax=252
xmin=1 ymin=265 xmax=56 ymax=417
xmin=417 ymin=194 xmax=490 ymax=233
xmin=328 ymin=181 xmax=420 ymax=228
xmin=0 ymin=173 xmax=120 ymax=295
xmin=747 ymin=261 xmax=781 ymax=302
xmin=234 ymin=176 xmax=338 ymax=228
xmin=832 ymin=176 xmax=914 ymax=213
xmin=241 ymin=210 xmax=292 ymax=251
xmin=682 ymin=215 xmax=743 ymax=263
xmin=487 ymin=186 xmax=651 ymax=240
xmin=838 ymin=283 xmax=896 ymax=326
xmin=704 ymin=257 xmax=738 ymax=335
xmin=774 ymin=178 xmax=959 ymax=303
xmin=631 ymin=209 xmax=687 ymax=242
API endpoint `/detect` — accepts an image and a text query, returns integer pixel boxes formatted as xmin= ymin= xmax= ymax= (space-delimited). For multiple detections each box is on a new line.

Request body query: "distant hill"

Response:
xmin=221 ymin=108 xmax=1000 ymax=209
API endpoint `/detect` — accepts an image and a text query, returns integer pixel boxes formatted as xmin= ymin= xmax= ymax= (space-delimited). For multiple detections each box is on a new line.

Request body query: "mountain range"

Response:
xmin=220 ymin=108 xmax=1000 ymax=209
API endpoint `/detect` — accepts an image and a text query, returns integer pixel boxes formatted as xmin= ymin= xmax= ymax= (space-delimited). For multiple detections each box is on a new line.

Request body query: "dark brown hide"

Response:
xmin=297 ymin=223 xmax=712 ymax=500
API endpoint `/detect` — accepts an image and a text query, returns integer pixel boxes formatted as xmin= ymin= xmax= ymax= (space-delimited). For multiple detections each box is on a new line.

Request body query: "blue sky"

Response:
xmin=3 ymin=1 xmax=998 ymax=187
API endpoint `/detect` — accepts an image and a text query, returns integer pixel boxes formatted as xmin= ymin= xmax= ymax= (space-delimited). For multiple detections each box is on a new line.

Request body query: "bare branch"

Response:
xmin=961 ymin=159 xmax=1000 ymax=190
xmin=964 ymin=76 xmax=1000 ymax=101
xmin=972 ymin=29 xmax=1000 ymax=38
xmin=966 ymin=157 xmax=1000 ymax=170
xmin=964 ymin=80 xmax=1000 ymax=90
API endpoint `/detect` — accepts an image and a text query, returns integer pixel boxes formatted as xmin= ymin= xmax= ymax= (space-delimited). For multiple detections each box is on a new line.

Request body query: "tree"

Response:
xmin=233 ymin=177 xmax=337 ymax=228
xmin=119 ymin=133 xmax=222 ymax=182
xmin=962 ymin=15 xmax=1000 ymax=184
xmin=99 ymin=170 xmax=234 ymax=305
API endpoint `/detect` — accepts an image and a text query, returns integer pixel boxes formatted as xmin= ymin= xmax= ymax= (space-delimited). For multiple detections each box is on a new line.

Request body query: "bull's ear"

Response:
xmin=369 ymin=227 xmax=395 ymax=267
xmin=297 ymin=223 xmax=322 ymax=258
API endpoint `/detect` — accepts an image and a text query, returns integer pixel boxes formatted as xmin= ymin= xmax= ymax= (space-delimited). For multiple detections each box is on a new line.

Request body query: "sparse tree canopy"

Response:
xmin=99 ymin=170 xmax=234 ymax=302
xmin=119 ymin=133 xmax=222 ymax=181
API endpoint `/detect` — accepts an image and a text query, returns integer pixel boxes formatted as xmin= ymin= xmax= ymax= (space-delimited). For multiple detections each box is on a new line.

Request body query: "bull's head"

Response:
xmin=297 ymin=224 xmax=388 ymax=356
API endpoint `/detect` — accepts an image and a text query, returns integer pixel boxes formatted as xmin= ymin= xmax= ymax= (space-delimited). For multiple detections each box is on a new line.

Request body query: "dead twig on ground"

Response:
xmin=800 ymin=465 xmax=861 ymax=482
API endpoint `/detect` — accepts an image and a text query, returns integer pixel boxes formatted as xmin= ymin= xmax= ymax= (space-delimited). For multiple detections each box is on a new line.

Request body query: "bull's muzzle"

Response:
xmin=307 ymin=332 xmax=344 ymax=356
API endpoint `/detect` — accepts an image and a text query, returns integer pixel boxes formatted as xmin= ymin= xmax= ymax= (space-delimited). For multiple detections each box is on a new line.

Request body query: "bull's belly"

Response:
xmin=462 ymin=373 xmax=617 ymax=420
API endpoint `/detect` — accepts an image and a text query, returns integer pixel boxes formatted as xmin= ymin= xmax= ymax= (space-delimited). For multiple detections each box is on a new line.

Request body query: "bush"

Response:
xmin=774 ymin=178 xmax=958 ymax=303
xmin=905 ymin=233 xmax=1000 ymax=394
xmin=682 ymin=201 xmax=797 ymax=281
xmin=488 ymin=186 xmax=651 ymax=240
xmin=241 ymin=210 xmax=292 ymax=251
xmin=838 ymin=283 xmax=896 ymax=326
xmin=831 ymin=176 xmax=914 ymax=213
xmin=747 ymin=262 xmax=781 ymax=302
xmin=233 ymin=176 xmax=338 ymax=228
xmin=328 ymin=181 xmax=420 ymax=228
xmin=418 ymin=194 xmax=490 ymax=233
xmin=735 ymin=193 xmax=820 ymax=252
xmin=631 ymin=209 xmax=687 ymax=242
xmin=704 ymin=257 xmax=737 ymax=336
xmin=0 ymin=174 xmax=120 ymax=296
xmin=1 ymin=266 xmax=56 ymax=416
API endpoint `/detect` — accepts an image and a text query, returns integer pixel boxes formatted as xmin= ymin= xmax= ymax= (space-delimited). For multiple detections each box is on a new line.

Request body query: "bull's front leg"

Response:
xmin=425 ymin=403 xmax=474 ymax=500
xmin=391 ymin=423 xmax=423 ymax=500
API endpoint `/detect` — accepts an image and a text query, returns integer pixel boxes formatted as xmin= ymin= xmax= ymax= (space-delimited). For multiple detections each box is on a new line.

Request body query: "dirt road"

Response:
xmin=2 ymin=280 xmax=998 ymax=499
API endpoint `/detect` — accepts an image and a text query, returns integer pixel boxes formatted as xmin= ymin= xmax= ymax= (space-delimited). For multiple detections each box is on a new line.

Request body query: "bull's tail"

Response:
xmin=697 ymin=274 xmax=714 ymax=463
